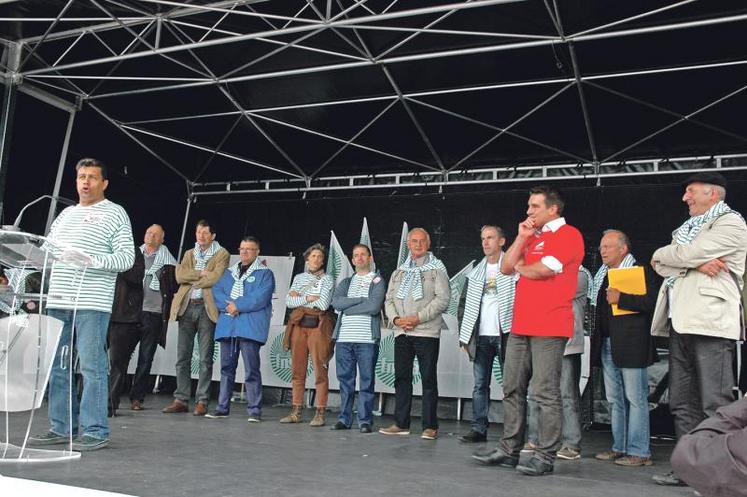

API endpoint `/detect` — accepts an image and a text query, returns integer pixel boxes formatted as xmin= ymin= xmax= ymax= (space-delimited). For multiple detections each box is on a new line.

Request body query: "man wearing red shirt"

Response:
xmin=473 ymin=185 xmax=584 ymax=476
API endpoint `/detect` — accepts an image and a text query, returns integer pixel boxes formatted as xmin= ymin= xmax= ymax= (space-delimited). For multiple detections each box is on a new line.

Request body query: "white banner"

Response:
xmin=137 ymin=251 xmax=591 ymax=402
xmin=130 ymin=254 xmax=295 ymax=376
xmin=146 ymin=324 xmax=513 ymax=400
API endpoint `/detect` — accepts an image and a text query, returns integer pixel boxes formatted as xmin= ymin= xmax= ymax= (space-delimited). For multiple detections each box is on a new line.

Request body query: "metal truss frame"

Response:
xmin=2 ymin=0 xmax=747 ymax=195
xmin=190 ymin=152 xmax=747 ymax=196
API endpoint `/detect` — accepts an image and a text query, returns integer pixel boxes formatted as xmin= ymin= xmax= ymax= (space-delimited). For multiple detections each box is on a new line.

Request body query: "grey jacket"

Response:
xmin=566 ymin=267 xmax=589 ymax=356
xmin=331 ymin=272 xmax=386 ymax=342
xmin=385 ymin=258 xmax=450 ymax=339
xmin=651 ymin=212 xmax=747 ymax=339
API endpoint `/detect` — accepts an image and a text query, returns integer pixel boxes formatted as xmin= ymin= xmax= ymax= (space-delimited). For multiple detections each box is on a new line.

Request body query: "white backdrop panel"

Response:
xmin=134 ymin=253 xmax=590 ymax=401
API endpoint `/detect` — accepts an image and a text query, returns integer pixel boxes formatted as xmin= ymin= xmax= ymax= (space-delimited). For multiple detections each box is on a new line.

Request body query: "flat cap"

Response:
xmin=682 ymin=171 xmax=727 ymax=188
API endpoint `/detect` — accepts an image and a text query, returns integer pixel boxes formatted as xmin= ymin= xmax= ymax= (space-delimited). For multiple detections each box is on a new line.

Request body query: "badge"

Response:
xmin=82 ymin=212 xmax=105 ymax=224
xmin=248 ymin=276 xmax=256 ymax=282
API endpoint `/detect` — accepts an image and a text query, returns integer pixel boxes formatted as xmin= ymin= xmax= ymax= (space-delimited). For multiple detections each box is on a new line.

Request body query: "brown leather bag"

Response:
xmin=299 ymin=315 xmax=320 ymax=328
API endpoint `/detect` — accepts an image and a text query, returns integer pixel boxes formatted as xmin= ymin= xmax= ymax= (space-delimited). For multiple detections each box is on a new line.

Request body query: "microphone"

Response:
xmin=6 ymin=195 xmax=77 ymax=231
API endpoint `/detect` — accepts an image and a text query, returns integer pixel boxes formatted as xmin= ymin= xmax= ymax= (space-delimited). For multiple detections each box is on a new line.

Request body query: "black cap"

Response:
xmin=682 ymin=171 xmax=727 ymax=188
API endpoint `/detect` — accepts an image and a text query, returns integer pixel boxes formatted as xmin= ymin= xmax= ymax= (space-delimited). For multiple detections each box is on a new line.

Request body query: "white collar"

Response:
xmin=541 ymin=217 xmax=566 ymax=233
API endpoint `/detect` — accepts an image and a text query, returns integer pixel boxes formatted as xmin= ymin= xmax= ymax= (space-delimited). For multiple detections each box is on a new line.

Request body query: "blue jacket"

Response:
xmin=331 ymin=272 xmax=386 ymax=342
xmin=213 ymin=265 xmax=275 ymax=344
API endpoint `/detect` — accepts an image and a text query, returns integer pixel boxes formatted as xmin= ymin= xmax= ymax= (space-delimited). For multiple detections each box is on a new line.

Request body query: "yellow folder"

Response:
xmin=607 ymin=266 xmax=646 ymax=316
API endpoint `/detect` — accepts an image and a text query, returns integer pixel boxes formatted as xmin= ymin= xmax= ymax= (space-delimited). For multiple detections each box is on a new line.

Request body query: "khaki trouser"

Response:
xmin=290 ymin=326 xmax=331 ymax=407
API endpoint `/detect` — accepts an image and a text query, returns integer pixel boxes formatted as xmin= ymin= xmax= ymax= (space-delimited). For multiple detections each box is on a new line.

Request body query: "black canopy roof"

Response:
xmin=3 ymin=0 xmax=747 ymax=190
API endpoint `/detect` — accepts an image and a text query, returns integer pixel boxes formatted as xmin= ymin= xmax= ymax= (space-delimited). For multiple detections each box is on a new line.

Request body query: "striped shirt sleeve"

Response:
xmin=45 ymin=200 xmax=135 ymax=312
xmin=285 ymin=273 xmax=333 ymax=310
xmin=90 ymin=208 xmax=135 ymax=273
xmin=308 ymin=274 xmax=333 ymax=310
xmin=285 ymin=273 xmax=307 ymax=309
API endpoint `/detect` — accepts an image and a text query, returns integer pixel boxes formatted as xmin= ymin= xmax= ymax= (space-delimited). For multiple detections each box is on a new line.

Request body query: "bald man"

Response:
xmin=129 ymin=224 xmax=178 ymax=411
xmin=380 ymin=228 xmax=450 ymax=440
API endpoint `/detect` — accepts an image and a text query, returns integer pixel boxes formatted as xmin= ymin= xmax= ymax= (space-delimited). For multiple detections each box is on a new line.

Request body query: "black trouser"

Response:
xmin=108 ymin=321 xmax=140 ymax=411
xmin=130 ymin=311 xmax=162 ymax=403
xmin=669 ymin=329 xmax=736 ymax=438
xmin=393 ymin=334 xmax=440 ymax=431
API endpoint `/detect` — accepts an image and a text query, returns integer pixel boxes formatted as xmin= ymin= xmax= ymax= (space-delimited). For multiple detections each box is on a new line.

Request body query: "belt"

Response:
xmin=189 ymin=299 xmax=204 ymax=305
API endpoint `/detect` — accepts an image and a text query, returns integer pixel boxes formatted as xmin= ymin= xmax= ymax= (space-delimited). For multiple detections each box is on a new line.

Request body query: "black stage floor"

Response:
xmin=2 ymin=394 xmax=694 ymax=497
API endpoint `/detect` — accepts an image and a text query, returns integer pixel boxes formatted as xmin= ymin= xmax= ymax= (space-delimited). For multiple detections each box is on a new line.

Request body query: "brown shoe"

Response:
xmin=279 ymin=406 xmax=303 ymax=424
xmin=130 ymin=400 xmax=143 ymax=411
xmin=309 ymin=408 xmax=326 ymax=427
xmin=162 ymin=400 xmax=188 ymax=414
xmin=595 ymin=450 xmax=625 ymax=461
xmin=192 ymin=402 xmax=208 ymax=416
xmin=421 ymin=428 xmax=438 ymax=440
xmin=615 ymin=455 xmax=653 ymax=467
xmin=378 ymin=424 xmax=410 ymax=436
xmin=557 ymin=446 xmax=581 ymax=460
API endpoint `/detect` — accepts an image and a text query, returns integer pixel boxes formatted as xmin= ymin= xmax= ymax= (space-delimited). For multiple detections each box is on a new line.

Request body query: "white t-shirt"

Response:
xmin=478 ymin=262 xmax=502 ymax=336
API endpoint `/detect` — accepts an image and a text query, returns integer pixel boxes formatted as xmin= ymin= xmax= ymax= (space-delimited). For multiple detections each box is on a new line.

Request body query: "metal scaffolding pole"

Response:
xmin=19 ymin=0 xmax=264 ymax=44
xmin=188 ymin=152 xmax=747 ymax=196
xmin=20 ymin=0 xmax=527 ymax=77
xmin=603 ymin=82 xmax=747 ymax=163
xmin=0 ymin=43 xmax=20 ymax=222
xmin=544 ymin=1 xmax=599 ymax=166
xmin=177 ymin=192 xmax=193 ymax=259
xmin=45 ymin=108 xmax=77 ymax=233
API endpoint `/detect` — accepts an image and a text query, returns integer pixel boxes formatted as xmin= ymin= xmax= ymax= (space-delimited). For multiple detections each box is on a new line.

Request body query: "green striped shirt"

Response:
xmin=286 ymin=272 xmax=333 ymax=310
xmin=45 ymin=199 xmax=135 ymax=312
xmin=337 ymin=272 xmax=375 ymax=343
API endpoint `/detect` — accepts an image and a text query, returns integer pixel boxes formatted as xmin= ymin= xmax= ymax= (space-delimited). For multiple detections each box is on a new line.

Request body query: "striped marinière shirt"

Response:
xmin=285 ymin=272 xmax=333 ymax=310
xmin=337 ymin=272 xmax=375 ymax=343
xmin=45 ymin=199 xmax=135 ymax=312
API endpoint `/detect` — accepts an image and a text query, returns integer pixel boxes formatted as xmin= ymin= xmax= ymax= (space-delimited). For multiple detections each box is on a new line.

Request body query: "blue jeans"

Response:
xmin=335 ymin=342 xmax=379 ymax=428
xmin=601 ymin=338 xmax=651 ymax=457
xmin=472 ymin=335 xmax=502 ymax=435
xmin=47 ymin=308 xmax=111 ymax=440
xmin=527 ymin=354 xmax=582 ymax=450
xmin=216 ymin=338 xmax=263 ymax=416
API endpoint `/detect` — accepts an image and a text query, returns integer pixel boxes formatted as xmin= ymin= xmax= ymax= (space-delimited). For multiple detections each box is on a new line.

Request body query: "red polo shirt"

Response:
xmin=511 ymin=219 xmax=584 ymax=337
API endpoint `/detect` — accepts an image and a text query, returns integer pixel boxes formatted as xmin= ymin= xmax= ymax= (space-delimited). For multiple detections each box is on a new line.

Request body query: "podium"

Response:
xmin=0 ymin=229 xmax=89 ymax=463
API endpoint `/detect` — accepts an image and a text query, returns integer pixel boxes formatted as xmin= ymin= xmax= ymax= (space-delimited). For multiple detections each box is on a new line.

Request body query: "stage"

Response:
xmin=1 ymin=394 xmax=693 ymax=497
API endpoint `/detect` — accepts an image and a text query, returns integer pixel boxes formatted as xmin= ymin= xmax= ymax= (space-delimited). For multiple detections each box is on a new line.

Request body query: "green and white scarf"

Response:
xmin=665 ymin=201 xmax=742 ymax=288
xmin=141 ymin=244 xmax=177 ymax=291
xmin=396 ymin=252 xmax=447 ymax=301
xmin=229 ymin=258 xmax=266 ymax=299
xmin=192 ymin=240 xmax=222 ymax=299
xmin=458 ymin=255 xmax=516 ymax=344
xmin=589 ymin=253 xmax=636 ymax=305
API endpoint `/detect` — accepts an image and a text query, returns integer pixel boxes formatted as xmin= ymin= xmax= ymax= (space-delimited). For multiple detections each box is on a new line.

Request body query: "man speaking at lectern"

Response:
xmin=30 ymin=158 xmax=134 ymax=451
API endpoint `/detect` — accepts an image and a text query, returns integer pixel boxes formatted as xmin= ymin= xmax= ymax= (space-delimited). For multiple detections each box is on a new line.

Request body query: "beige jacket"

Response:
xmin=170 ymin=247 xmax=230 ymax=323
xmin=385 ymin=261 xmax=450 ymax=339
xmin=651 ymin=212 xmax=747 ymax=339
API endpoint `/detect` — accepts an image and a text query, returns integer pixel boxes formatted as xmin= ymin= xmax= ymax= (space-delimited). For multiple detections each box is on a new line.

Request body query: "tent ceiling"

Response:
xmin=2 ymin=0 xmax=747 ymax=189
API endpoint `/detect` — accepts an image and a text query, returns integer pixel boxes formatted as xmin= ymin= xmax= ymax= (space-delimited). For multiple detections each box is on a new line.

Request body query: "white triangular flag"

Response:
xmin=442 ymin=260 xmax=475 ymax=332
xmin=327 ymin=230 xmax=354 ymax=285
xmin=359 ymin=217 xmax=376 ymax=272
xmin=396 ymin=221 xmax=409 ymax=267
